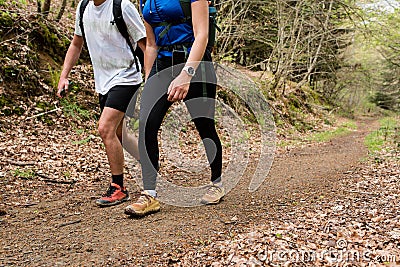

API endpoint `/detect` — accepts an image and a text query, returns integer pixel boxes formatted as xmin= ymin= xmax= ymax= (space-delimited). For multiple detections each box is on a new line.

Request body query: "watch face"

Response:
xmin=188 ymin=67 xmax=195 ymax=75
xmin=183 ymin=66 xmax=195 ymax=76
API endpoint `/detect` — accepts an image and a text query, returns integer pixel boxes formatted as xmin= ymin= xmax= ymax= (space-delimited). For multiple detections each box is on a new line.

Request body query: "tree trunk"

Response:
xmin=37 ymin=0 xmax=42 ymax=13
xmin=42 ymin=0 xmax=51 ymax=17
xmin=56 ymin=0 xmax=67 ymax=22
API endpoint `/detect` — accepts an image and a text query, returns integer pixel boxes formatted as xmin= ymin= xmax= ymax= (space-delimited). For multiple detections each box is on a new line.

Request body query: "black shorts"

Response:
xmin=99 ymin=84 xmax=141 ymax=114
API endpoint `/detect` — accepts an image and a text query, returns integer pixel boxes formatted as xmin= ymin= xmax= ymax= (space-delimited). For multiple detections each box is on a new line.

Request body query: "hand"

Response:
xmin=167 ymin=72 xmax=192 ymax=102
xmin=57 ymin=78 xmax=69 ymax=98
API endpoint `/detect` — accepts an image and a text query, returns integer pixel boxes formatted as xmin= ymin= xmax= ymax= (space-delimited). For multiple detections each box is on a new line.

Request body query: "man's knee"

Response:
xmin=98 ymin=122 xmax=113 ymax=141
xmin=98 ymin=107 xmax=125 ymax=141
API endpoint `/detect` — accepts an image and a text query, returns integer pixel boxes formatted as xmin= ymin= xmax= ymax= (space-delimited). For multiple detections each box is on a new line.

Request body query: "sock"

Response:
xmin=212 ymin=177 xmax=222 ymax=187
xmin=112 ymin=174 xmax=124 ymax=188
xmin=144 ymin=190 xmax=157 ymax=197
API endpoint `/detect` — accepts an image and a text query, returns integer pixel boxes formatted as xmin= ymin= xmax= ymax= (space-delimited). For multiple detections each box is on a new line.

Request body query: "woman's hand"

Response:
xmin=167 ymin=72 xmax=192 ymax=102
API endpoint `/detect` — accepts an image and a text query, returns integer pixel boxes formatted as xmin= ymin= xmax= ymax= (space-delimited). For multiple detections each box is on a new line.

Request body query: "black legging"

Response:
xmin=139 ymin=50 xmax=222 ymax=190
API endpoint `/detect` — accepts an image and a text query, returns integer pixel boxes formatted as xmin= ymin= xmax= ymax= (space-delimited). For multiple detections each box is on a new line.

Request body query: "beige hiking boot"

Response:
xmin=201 ymin=183 xmax=225 ymax=205
xmin=124 ymin=192 xmax=160 ymax=217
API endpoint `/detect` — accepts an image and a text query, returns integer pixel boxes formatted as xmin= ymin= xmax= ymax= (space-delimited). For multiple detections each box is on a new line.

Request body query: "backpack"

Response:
xmin=79 ymin=0 xmax=144 ymax=71
xmin=141 ymin=0 xmax=220 ymax=48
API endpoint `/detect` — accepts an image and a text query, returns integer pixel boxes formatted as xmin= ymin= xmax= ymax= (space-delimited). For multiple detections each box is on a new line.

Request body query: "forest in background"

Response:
xmin=0 ymin=0 xmax=399 ymax=129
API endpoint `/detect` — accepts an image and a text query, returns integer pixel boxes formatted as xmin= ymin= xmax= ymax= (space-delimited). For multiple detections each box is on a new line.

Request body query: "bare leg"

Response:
xmin=98 ymin=107 xmax=125 ymax=175
xmin=122 ymin=118 xmax=140 ymax=160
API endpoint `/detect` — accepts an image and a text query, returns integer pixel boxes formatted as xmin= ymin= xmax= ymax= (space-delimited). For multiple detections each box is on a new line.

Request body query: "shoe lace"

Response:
xmin=208 ymin=185 xmax=222 ymax=194
xmin=103 ymin=186 xmax=117 ymax=197
xmin=136 ymin=194 xmax=151 ymax=204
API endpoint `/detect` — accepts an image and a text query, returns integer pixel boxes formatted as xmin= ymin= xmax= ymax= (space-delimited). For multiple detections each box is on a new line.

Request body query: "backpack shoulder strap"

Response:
xmin=179 ymin=0 xmax=191 ymax=20
xmin=112 ymin=0 xmax=141 ymax=71
xmin=79 ymin=0 xmax=90 ymax=42
xmin=112 ymin=0 xmax=126 ymax=37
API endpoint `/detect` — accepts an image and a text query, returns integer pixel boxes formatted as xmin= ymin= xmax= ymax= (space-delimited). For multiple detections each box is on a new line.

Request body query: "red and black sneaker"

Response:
xmin=95 ymin=183 xmax=130 ymax=207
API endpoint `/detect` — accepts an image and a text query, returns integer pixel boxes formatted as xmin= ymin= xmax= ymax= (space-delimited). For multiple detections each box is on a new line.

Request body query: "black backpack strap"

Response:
xmin=112 ymin=0 xmax=141 ymax=71
xmin=179 ymin=0 xmax=191 ymax=19
xmin=79 ymin=0 xmax=90 ymax=44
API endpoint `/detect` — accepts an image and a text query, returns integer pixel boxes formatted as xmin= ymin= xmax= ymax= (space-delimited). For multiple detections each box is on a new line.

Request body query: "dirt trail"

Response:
xmin=0 ymin=119 xmax=379 ymax=266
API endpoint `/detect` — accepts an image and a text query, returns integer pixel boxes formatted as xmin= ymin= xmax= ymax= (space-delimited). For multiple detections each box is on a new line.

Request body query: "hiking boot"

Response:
xmin=95 ymin=183 xmax=130 ymax=207
xmin=124 ymin=192 xmax=160 ymax=217
xmin=201 ymin=183 xmax=225 ymax=205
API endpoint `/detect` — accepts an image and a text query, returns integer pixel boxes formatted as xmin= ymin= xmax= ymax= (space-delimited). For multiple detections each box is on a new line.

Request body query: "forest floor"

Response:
xmin=1 ymin=114 xmax=399 ymax=267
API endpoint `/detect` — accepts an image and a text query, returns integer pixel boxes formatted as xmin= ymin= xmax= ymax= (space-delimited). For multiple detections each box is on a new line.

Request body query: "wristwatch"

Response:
xmin=182 ymin=66 xmax=196 ymax=77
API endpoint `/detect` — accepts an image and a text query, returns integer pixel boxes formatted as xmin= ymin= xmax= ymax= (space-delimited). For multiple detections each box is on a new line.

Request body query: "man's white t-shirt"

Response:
xmin=75 ymin=0 xmax=146 ymax=95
